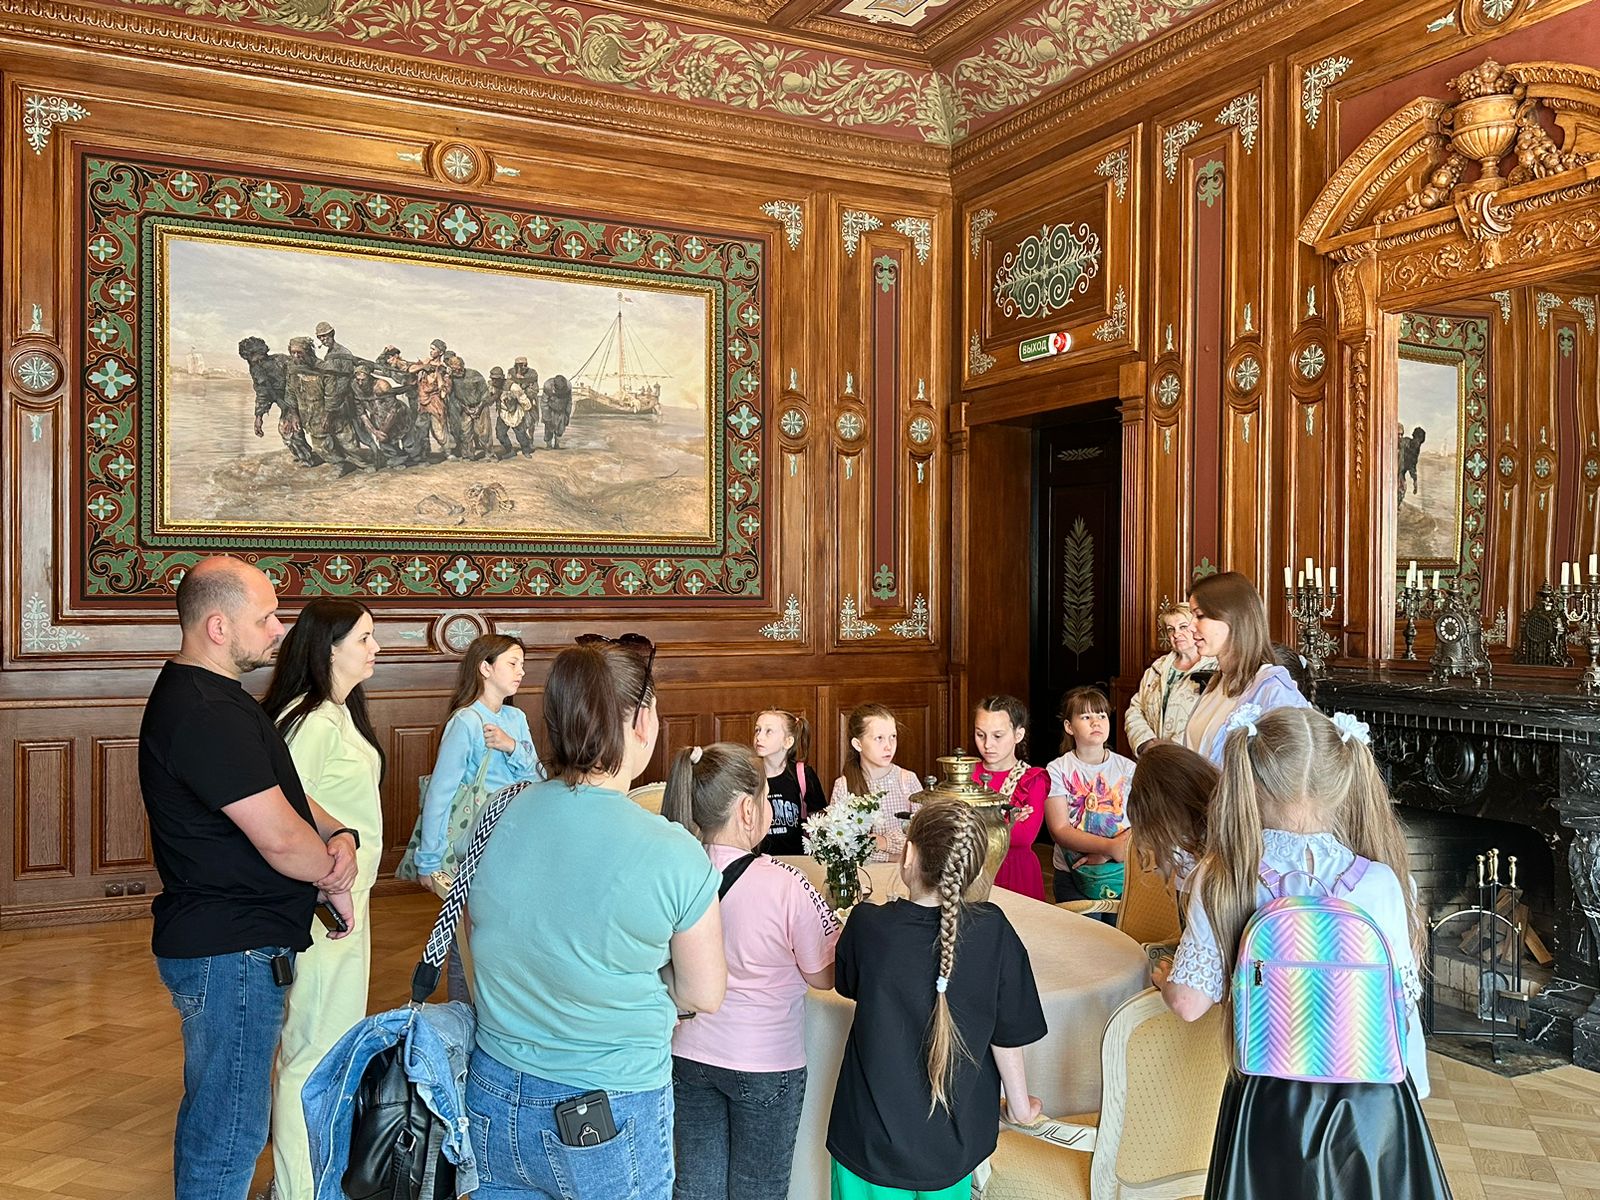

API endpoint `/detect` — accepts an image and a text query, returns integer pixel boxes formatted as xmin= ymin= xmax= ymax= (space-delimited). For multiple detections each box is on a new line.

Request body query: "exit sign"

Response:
xmin=1018 ymin=331 xmax=1072 ymax=363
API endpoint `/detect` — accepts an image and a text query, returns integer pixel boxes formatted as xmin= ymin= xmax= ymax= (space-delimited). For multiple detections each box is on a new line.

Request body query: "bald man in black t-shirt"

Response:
xmin=139 ymin=557 xmax=359 ymax=1200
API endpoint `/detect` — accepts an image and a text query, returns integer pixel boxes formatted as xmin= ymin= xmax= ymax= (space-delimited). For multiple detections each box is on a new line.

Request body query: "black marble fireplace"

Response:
xmin=1315 ymin=670 xmax=1600 ymax=1068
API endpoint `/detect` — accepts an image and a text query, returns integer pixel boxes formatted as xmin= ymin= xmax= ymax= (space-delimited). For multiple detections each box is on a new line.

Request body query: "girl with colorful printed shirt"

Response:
xmin=1043 ymin=686 xmax=1137 ymax=906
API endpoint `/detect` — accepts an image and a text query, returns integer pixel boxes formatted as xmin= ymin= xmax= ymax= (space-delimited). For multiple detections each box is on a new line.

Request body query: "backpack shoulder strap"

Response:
xmin=1333 ymin=855 xmax=1372 ymax=894
xmin=411 ymin=778 xmax=532 ymax=1003
xmin=795 ymin=762 xmax=807 ymax=803
xmin=719 ymin=853 xmax=760 ymax=900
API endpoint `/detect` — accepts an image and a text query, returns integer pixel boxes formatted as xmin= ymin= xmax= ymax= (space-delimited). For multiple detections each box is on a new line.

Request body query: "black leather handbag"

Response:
xmin=342 ymin=778 xmax=531 ymax=1200
xmin=342 ymin=1044 xmax=455 ymax=1200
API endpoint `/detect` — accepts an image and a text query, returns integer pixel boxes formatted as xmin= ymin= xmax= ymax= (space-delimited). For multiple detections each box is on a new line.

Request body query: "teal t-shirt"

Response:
xmin=469 ymin=780 xmax=720 ymax=1093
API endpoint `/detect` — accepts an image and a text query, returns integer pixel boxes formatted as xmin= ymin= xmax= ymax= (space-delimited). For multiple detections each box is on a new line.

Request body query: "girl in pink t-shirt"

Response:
xmin=663 ymin=743 xmax=840 ymax=1200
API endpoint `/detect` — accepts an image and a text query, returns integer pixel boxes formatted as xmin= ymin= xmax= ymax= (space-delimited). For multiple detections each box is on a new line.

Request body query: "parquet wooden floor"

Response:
xmin=3 ymin=893 xmax=1598 ymax=1199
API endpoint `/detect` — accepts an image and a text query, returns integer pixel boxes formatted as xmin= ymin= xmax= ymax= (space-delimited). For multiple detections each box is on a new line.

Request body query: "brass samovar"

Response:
xmin=910 ymin=751 xmax=1021 ymax=901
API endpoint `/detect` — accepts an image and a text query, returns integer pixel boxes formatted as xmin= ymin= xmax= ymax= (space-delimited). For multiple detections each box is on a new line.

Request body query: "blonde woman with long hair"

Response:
xmin=1181 ymin=571 xmax=1309 ymax=764
xmin=825 ymin=801 xmax=1046 ymax=1200
xmin=1154 ymin=707 xmax=1448 ymax=1200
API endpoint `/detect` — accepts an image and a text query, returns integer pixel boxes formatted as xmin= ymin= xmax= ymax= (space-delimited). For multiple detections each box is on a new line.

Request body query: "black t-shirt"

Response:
xmin=138 ymin=661 xmax=318 ymax=958
xmin=826 ymin=899 xmax=1048 ymax=1190
xmin=761 ymin=761 xmax=824 ymax=857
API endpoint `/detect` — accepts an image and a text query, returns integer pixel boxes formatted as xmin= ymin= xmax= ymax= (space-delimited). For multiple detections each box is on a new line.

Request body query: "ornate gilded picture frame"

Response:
xmin=79 ymin=155 xmax=766 ymax=603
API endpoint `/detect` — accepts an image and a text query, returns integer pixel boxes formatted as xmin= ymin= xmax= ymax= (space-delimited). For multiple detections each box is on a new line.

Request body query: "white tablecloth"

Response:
xmin=779 ymin=859 xmax=1150 ymax=1199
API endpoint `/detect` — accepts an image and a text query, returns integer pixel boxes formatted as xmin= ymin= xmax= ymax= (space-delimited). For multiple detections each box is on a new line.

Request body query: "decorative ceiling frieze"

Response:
xmin=29 ymin=0 xmax=1225 ymax=146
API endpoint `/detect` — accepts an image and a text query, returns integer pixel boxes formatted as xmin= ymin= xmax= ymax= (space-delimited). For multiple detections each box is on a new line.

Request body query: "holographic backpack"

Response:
xmin=1232 ymin=857 xmax=1408 ymax=1085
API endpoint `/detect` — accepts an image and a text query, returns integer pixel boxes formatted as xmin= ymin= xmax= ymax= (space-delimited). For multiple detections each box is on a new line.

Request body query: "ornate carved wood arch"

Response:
xmin=1298 ymin=59 xmax=1600 ymax=660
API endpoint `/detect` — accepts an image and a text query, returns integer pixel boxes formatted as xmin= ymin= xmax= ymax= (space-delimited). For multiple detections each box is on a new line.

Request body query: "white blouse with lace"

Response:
xmin=1169 ymin=828 xmax=1430 ymax=1097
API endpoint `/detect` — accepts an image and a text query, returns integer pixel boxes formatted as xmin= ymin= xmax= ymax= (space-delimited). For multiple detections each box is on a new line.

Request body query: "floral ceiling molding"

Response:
xmin=76 ymin=0 xmax=1225 ymax=145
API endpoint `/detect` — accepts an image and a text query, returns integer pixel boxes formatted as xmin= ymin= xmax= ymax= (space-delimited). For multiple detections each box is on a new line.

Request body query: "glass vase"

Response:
xmin=825 ymin=859 xmax=862 ymax=910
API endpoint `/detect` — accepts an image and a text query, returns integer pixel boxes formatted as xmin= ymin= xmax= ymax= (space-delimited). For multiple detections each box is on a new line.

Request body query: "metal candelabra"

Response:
xmin=1559 ymin=577 xmax=1600 ymax=695
xmin=1395 ymin=583 xmax=1436 ymax=661
xmin=1284 ymin=577 xmax=1339 ymax=676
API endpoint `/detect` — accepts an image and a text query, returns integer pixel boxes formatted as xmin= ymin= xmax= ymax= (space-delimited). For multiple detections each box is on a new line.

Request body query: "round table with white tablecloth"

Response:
xmin=777 ymin=858 xmax=1150 ymax=1200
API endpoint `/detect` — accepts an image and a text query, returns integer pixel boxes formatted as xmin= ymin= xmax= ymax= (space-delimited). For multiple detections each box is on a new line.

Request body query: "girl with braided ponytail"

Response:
xmin=826 ymin=800 xmax=1047 ymax=1200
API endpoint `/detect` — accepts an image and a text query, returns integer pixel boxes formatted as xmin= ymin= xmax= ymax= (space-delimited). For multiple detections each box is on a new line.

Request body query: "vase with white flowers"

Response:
xmin=803 ymin=794 xmax=880 ymax=911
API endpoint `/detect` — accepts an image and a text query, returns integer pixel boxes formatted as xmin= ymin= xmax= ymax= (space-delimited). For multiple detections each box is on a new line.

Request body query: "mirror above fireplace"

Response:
xmin=1300 ymin=59 xmax=1600 ymax=670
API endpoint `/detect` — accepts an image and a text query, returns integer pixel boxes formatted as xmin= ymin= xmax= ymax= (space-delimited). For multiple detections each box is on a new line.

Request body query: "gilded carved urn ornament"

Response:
xmin=1299 ymin=59 xmax=1600 ymax=286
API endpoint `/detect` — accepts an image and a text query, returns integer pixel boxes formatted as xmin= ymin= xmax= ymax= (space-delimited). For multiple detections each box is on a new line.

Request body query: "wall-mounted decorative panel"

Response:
xmin=13 ymin=741 xmax=73 ymax=878
xmin=960 ymin=130 xmax=1139 ymax=391
xmin=829 ymin=198 xmax=943 ymax=651
xmin=90 ymin=737 xmax=150 ymax=874
xmin=1147 ymin=79 xmax=1271 ymax=590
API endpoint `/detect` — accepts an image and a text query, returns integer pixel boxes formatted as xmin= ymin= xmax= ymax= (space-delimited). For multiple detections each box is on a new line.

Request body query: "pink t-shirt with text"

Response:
xmin=671 ymin=845 xmax=842 ymax=1073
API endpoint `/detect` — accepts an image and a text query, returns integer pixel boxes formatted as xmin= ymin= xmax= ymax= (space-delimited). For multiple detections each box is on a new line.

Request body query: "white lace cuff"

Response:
xmin=1401 ymin=963 xmax=1422 ymax=1007
xmin=1169 ymin=939 xmax=1226 ymax=1003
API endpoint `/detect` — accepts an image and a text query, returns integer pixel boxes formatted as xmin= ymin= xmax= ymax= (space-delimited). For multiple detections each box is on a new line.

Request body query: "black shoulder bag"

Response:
xmin=343 ymin=779 xmax=532 ymax=1200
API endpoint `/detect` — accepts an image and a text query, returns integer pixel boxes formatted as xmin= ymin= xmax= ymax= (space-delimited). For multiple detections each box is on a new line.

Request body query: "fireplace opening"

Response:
xmin=1397 ymin=805 xmax=1557 ymax=1031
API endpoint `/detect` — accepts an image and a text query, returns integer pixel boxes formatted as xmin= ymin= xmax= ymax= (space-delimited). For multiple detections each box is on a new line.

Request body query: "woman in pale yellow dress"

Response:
xmin=260 ymin=599 xmax=384 ymax=1200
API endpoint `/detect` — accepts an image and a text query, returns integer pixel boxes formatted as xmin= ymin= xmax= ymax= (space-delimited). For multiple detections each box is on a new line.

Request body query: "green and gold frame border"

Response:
xmin=78 ymin=154 xmax=765 ymax=603
xmin=1396 ymin=311 xmax=1490 ymax=605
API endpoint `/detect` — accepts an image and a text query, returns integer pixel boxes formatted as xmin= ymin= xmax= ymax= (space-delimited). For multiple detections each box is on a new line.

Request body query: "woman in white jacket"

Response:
xmin=1124 ymin=603 xmax=1216 ymax=755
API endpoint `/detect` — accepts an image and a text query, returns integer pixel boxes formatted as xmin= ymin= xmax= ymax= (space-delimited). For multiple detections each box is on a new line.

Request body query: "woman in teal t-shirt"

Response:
xmin=465 ymin=637 xmax=726 ymax=1200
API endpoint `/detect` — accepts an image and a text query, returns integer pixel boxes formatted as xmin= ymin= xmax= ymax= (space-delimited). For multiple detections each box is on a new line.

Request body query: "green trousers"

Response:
xmin=830 ymin=1159 xmax=973 ymax=1200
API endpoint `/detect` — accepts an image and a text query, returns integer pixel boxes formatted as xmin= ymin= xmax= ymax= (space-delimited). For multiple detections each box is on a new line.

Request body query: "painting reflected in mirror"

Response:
xmin=1395 ymin=278 xmax=1600 ymax=658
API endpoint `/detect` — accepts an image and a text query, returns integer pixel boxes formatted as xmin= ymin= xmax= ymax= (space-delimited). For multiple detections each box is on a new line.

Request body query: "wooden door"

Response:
xmin=1032 ymin=404 xmax=1124 ymax=757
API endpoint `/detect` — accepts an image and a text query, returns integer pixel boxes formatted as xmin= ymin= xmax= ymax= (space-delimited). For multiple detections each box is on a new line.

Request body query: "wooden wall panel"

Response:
xmin=950 ymin=0 xmax=1593 ymax=694
xmin=91 ymin=737 xmax=150 ymax=874
xmin=13 ymin=740 xmax=72 ymax=878
xmin=0 ymin=44 xmax=954 ymax=924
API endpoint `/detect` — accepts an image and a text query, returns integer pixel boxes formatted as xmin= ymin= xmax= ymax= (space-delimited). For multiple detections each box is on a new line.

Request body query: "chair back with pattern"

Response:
xmin=1115 ymin=852 xmax=1182 ymax=948
xmin=1094 ymin=988 xmax=1228 ymax=1198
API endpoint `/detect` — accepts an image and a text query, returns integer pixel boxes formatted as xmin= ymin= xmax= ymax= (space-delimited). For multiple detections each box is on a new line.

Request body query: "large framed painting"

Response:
xmin=78 ymin=156 xmax=765 ymax=603
xmin=1395 ymin=310 xmax=1490 ymax=602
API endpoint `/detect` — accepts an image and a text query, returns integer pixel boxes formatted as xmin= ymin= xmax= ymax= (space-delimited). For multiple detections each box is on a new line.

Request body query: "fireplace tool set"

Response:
xmin=1425 ymin=848 xmax=1526 ymax=1064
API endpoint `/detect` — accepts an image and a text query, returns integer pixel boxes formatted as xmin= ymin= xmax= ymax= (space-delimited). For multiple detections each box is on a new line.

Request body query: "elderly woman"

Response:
xmin=464 ymin=636 xmax=727 ymax=1200
xmin=1124 ymin=602 xmax=1216 ymax=756
xmin=1181 ymin=571 xmax=1310 ymax=764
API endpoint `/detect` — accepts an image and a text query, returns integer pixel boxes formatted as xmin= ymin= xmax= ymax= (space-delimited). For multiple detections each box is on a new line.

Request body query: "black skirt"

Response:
xmin=1204 ymin=1073 xmax=1453 ymax=1200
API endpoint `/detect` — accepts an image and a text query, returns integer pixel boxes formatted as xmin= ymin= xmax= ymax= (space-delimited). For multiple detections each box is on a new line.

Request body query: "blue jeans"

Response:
xmin=671 ymin=1057 xmax=806 ymax=1200
xmin=156 ymin=947 xmax=295 ymax=1200
xmin=466 ymin=1047 xmax=674 ymax=1199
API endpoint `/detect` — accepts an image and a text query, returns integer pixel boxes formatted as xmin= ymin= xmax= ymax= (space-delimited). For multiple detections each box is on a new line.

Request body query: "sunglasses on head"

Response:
xmin=574 ymin=633 xmax=657 ymax=712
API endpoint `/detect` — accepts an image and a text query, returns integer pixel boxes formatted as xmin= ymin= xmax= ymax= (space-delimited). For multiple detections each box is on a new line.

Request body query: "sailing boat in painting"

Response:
xmin=571 ymin=293 xmax=671 ymax=418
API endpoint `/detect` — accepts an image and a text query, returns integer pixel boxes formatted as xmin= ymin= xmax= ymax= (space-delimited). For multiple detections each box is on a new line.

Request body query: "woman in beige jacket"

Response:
xmin=1124 ymin=602 xmax=1215 ymax=754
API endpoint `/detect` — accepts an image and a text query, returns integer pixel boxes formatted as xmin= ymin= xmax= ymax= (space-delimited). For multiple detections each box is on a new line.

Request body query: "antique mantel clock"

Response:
xmin=1430 ymin=584 xmax=1492 ymax=686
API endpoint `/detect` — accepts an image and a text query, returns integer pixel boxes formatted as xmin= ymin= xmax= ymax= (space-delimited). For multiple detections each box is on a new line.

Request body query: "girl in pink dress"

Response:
xmin=970 ymin=695 xmax=1048 ymax=901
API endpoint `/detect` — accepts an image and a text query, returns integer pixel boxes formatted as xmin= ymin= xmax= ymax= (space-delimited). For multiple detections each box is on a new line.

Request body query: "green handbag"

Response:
xmin=395 ymin=715 xmax=494 ymax=884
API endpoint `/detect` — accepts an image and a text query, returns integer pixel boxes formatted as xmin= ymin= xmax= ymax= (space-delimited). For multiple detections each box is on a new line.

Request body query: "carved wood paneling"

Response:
xmin=961 ymin=130 xmax=1139 ymax=393
xmin=385 ymin=723 xmax=444 ymax=871
xmin=90 ymin=737 xmax=150 ymax=874
xmin=14 ymin=740 xmax=72 ymax=878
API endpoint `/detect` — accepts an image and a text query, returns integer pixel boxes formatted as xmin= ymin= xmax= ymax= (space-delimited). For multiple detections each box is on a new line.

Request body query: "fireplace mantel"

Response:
xmin=1314 ymin=670 xmax=1600 ymax=1068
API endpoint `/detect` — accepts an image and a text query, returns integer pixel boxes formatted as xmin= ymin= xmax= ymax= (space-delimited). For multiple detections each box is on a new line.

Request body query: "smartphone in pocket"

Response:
xmin=553 ymin=1091 xmax=617 ymax=1148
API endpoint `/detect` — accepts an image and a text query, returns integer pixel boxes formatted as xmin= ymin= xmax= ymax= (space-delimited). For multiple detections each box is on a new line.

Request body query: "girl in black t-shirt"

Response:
xmin=753 ymin=708 xmax=823 ymax=856
xmin=825 ymin=800 xmax=1048 ymax=1200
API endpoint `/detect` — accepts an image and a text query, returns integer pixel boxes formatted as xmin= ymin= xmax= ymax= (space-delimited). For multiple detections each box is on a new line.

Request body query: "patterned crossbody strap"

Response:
xmin=997 ymin=763 xmax=1029 ymax=800
xmin=410 ymin=778 xmax=533 ymax=1004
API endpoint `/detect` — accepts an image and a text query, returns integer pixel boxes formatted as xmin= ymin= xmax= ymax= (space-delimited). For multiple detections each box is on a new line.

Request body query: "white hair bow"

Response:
xmin=1223 ymin=702 xmax=1263 ymax=739
xmin=1331 ymin=712 xmax=1371 ymax=746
